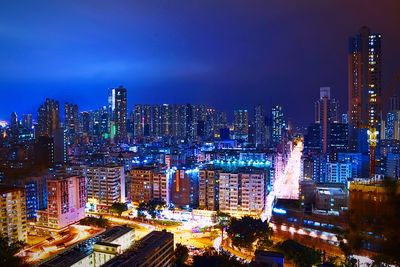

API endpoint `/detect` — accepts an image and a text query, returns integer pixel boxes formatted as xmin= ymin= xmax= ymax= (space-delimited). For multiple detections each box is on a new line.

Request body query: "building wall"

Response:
xmin=85 ymin=166 xmax=126 ymax=209
xmin=37 ymin=176 xmax=86 ymax=229
xmin=0 ymin=187 xmax=27 ymax=243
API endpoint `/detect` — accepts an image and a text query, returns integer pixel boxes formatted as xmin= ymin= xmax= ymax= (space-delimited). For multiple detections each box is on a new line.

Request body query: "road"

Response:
xmin=20 ymin=225 xmax=102 ymax=265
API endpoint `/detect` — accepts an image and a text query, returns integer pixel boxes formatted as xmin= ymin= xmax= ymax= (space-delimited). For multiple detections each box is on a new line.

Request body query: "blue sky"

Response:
xmin=0 ymin=0 xmax=399 ymax=125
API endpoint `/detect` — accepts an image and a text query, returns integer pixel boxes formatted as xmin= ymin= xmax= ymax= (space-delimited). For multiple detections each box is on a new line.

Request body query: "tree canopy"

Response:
xmin=0 ymin=235 xmax=27 ymax=267
xmin=227 ymin=216 xmax=272 ymax=249
xmin=110 ymin=202 xmax=128 ymax=217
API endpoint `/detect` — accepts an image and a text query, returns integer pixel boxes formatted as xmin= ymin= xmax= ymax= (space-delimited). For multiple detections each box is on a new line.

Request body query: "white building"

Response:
xmin=219 ymin=171 xmax=266 ymax=216
xmin=326 ymin=162 xmax=352 ymax=184
xmin=81 ymin=166 xmax=126 ymax=210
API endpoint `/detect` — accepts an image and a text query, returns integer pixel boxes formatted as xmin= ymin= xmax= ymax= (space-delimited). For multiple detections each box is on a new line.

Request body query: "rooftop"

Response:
xmin=101 ymin=226 xmax=134 ymax=243
xmin=103 ymin=230 xmax=173 ymax=267
xmin=40 ymin=249 xmax=91 ymax=267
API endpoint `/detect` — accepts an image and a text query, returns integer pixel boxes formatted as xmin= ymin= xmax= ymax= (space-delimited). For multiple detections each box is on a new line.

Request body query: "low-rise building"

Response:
xmin=103 ymin=230 xmax=174 ymax=267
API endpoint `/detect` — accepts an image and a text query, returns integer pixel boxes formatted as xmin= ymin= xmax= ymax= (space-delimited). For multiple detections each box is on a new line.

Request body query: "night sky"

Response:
xmin=1 ymin=1 xmax=399 ymax=125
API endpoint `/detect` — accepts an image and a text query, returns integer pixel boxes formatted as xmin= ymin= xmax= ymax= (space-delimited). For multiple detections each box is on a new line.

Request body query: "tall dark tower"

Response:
xmin=109 ymin=86 xmax=127 ymax=143
xmin=37 ymin=98 xmax=60 ymax=138
xmin=315 ymin=87 xmax=338 ymax=154
xmin=348 ymin=26 xmax=382 ymax=128
xmin=253 ymin=104 xmax=266 ymax=146
xmin=65 ymin=102 xmax=78 ymax=141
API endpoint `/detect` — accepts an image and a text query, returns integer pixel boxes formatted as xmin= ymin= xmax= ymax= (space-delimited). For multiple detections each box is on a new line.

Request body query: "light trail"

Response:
xmin=262 ymin=140 xmax=303 ymax=222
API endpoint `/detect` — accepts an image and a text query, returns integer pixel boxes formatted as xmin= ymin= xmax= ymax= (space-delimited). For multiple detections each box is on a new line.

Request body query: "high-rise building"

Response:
xmin=271 ymin=105 xmax=285 ymax=145
xmin=143 ymin=105 xmax=152 ymax=137
xmin=133 ymin=104 xmax=143 ymax=138
xmin=304 ymin=123 xmax=321 ymax=152
xmin=130 ymin=168 xmax=168 ymax=204
xmin=109 ymin=86 xmax=127 ymax=142
xmin=0 ymin=186 xmax=27 ymax=244
xmin=199 ymin=170 xmax=219 ymax=210
xmin=11 ymin=175 xmax=48 ymax=221
xmin=170 ymin=169 xmax=198 ymax=208
xmin=219 ymin=171 xmax=266 ymax=216
xmin=152 ymin=172 xmax=168 ymax=203
xmin=37 ymin=175 xmax=86 ymax=229
xmin=234 ymin=109 xmax=249 ymax=140
xmin=34 ymin=136 xmax=54 ymax=168
xmin=65 ymin=103 xmax=79 ymax=141
xmin=80 ymin=111 xmax=91 ymax=135
xmin=54 ymin=127 xmax=68 ymax=164
xmin=328 ymin=122 xmax=349 ymax=161
xmin=37 ymin=98 xmax=60 ymax=137
xmin=326 ymin=162 xmax=352 ymax=183
xmin=315 ymin=87 xmax=339 ymax=154
xmin=152 ymin=105 xmax=161 ymax=137
xmin=385 ymin=111 xmax=400 ymax=140
xmin=83 ymin=166 xmax=126 ymax=210
xmin=131 ymin=167 xmax=155 ymax=203
xmin=253 ymin=105 xmax=267 ymax=146
xmin=22 ymin=114 xmax=33 ymax=130
xmin=348 ymin=26 xmax=382 ymax=128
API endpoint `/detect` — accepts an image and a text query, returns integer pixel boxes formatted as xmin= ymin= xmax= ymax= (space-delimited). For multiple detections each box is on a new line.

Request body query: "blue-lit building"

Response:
xmin=338 ymin=152 xmax=369 ymax=178
xmin=10 ymin=175 xmax=48 ymax=220
xmin=385 ymin=110 xmax=400 ymax=140
xmin=304 ymin=123 xmax=321 ymax=153
xmin=385 ymin=153 xmax=400 ymax=179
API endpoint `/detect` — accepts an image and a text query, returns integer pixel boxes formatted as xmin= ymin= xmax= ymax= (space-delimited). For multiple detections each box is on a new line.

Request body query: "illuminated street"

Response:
xmin=263 ymin=140 xmax=303 ymax=221
xmin=19 ymin=225 xmax=103 ymax=265
xmin=274 ymin=141 xmax=302 ymax=200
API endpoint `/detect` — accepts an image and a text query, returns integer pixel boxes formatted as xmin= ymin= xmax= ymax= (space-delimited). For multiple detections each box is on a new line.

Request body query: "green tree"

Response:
xmin=80 ymin=216 xmax=110 ymax=228
xmin=215 ymin=211 xmax=231 ymax=239
xmin=227 ymin=216 xmax=272 ymax=249
xmin=110 ymin=202 xmax=128 ymax=217
xmin=275 ymin=239 xmax=322 ymax=267
xmin=174 ymin=243 xmax=189 ymax=266
xmin=0 ymin=235 xmax=28 ymax=267
xmin=147 ymin=199 xmax=166 ymax=219
xmin=193 ymin=248 xmax=245 ymax=267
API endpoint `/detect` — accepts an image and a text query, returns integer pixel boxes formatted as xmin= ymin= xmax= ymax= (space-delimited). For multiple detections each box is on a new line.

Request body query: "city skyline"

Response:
xmin=1 ymin=1 xmax=400 ymax=125
xmin=1 ymin=2 xmax=400 ymax=266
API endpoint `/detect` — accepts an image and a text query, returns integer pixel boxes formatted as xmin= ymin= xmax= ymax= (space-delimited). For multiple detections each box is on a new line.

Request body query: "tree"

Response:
xmin=0 ymin=235 xmax=28 ymax=267
xmin=193 ymin=248 xmax=245 ymax=267
xmin=174 ymin=243 xmax=189 ymax=266
xmin=136 ymin=200 xmax=166 ymax=220
xmin=226 ymin=216 xmax=272 ymax=249
xmin=275 ymin=239 xmax=322 ymax=267
xmin=80 ymin=216 xmax=110 ymax=228
xmin=147 ymin=199 xmax=166 ymax=219
xmin=215 ymin=211 xmax=231 ymax=239
xmin=110 ymin=202 xmax=128 ymax=217
xmin=137 ymin=201 xmax=147 ymax=221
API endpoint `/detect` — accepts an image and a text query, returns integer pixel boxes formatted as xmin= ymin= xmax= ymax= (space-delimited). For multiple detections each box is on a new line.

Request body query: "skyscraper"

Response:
xmin=109 ymin=86 xmax=127 ymax=142
xmin=348 ymin=26 xmax=382 ymax=128
xmin=234 ymin=109 xmax=249 ymax=140
xmin=271 ymin=105 xmax=285 ymax=145
xmin=37 ymin=98 xmax=60 ymax=137
xmin=253 ymin=104 xmax=267 ymax=146
xmin=22 ymin=114 xmax=33 ymax=130
xmin=315 ymin=87 xmax=339 ymax=153
xmin=64 ymin=102 xmax=79 ymax=141
xmin=133 ymin=104 xmax=143 ymax=138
